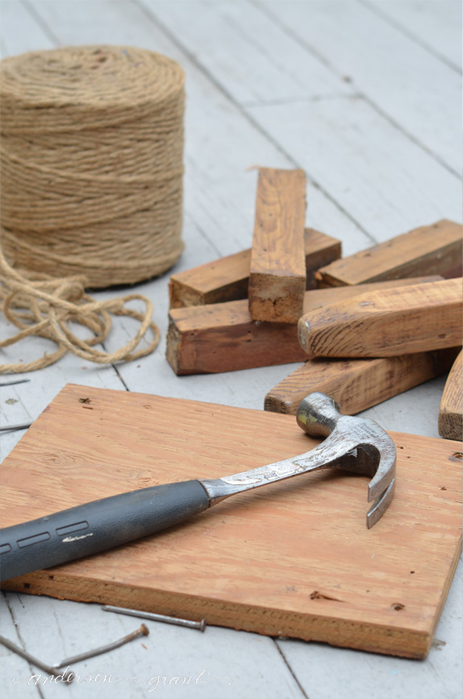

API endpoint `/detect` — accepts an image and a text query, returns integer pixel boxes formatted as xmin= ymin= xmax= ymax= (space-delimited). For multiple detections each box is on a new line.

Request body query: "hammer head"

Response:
xmin=296 ymin=393 xmax=396 ymax=528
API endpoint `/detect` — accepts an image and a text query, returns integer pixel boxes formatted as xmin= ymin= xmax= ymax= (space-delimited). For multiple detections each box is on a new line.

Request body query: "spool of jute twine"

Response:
xmin=0 ymin=45 xmax=185 ymax=285
xmin=0 ymin=46 xmax=185 ymax=372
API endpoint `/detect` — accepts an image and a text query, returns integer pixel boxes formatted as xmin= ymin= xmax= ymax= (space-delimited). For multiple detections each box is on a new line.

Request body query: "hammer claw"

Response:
xmin=202 ymin=393 xmax=397 ymax=527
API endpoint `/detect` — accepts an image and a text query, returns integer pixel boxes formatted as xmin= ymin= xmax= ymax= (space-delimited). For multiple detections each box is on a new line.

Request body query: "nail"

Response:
xmin=54 ymin=624 xmax=149 ymax=668
xmin=0 ymin=422 xmax=32 ymax=433
xmin=102 ymin=605 xmax=206 ymax=632
xmin=0 ymin=379 xmax=31 ymax=387
xmin=0 ymin=634 xmax=74 ymax=683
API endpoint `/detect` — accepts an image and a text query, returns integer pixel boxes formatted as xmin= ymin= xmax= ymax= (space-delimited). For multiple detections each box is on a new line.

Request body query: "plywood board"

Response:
xmin=0 ymin=384 xmax=461 ymax=659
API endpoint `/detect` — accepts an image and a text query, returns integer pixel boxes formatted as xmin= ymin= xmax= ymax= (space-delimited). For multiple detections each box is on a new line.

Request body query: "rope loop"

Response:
xmin=0 ymin=249 xmax=160 ymax=373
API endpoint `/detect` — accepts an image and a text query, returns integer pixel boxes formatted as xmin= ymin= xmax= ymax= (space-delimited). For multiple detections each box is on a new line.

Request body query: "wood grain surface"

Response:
xmin=315 ymin=219 xmax=463 ymax=287
xmin=169 ymin=228 xmax=341 ymax=308
xmin=439 ymin=350 xmax=463 ymax=440
xmin=298 ymin=278 xmax=463 ymax=358
xmin=264 ymin=349 xmax=459 ymax=416
xmin=0 ymin=384 xmax=461 ymax=659
xmin=166 ymin=277 xmax=444 ymax=374
xmin=248 ymin=168 xmax=306 ymax=322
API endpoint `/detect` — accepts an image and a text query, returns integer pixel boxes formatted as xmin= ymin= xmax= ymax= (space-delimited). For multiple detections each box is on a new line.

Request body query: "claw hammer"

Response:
xmin=0 ymin=393 xmax=396 ymax=582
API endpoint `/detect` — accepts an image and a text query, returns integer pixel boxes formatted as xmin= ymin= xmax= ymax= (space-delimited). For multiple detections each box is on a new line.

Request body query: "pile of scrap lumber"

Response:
xmin=167 ymin=168 xmax=463 ymax=438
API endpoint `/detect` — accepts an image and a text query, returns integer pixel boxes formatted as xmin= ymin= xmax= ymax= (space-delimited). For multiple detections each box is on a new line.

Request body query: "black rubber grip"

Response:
xmin=0 ymin=480 xmax=210 ymax=582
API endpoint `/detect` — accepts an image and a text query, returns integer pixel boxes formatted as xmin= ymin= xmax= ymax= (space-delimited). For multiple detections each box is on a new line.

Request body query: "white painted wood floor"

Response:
xmin=0 ymin=1 xmax=461 ymax=697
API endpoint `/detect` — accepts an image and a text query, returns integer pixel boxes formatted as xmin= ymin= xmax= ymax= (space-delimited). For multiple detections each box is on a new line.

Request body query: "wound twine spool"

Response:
xmin=0 ymin=45 xmax=184 ymax=372
xmin=0 ymin=45 xmax=185 ymax=286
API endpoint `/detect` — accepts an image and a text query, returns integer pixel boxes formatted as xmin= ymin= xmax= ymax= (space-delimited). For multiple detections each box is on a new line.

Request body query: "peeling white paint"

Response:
xmin=62 ymin=533 xmax=94 ymax=543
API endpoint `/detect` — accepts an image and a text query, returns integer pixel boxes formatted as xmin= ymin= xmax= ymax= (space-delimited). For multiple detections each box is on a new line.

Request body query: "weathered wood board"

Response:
xmin=264 ymin=349 xmax=459 ymax=416
xmin=248 ymin=167 xmax=306 ymax=323
xmin=169 ymin=228 xmax=342 ymax=308
xmin=439 ymin=350 xmax=463 ymax=441
xmin=1 ymin=384 xmax=461 ymax=659
xmin=166 ymin=276 xmax=443 ymax=374
xmin=298 ymin=278 xmax=463 ymax=358
xmin=315 ymin=219 xmax=463 ymax=287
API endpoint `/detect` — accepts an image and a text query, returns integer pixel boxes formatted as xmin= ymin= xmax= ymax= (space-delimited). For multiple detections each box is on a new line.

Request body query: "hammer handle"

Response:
xmin=0 ymin=481 xmax=210 ymax=582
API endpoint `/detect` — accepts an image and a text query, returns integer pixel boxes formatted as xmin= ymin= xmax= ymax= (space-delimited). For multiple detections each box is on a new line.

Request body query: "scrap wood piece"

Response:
xmin=166 ymin=276 xmax=443 ymax=375
xmin=248 ymin=167 xmax=307 ymax=323
xmin=265 ymin=349 xmax=459 ymax=416
xmin=169 ymin=228 xmax=341 ymax=308
xmin=298 ymin=278 xmax=463 ymax=359
xmin=439 ymin=350 xmax=463 ymax=440
xmin=166 ymin=299 xmax=306 ymax=374
xmin=1 ymin=384 xmax=462 ymax=659
xmin=316 ymin=219 xmax=463 ymax=287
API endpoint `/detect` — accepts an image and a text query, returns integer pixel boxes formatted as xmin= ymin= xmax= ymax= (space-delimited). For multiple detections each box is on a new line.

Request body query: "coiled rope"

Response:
xmin=0 ymin=45 xmax=185 ymax=372
xmin=0 ymin=45 xmax=185 ymax=286
xmin=0 ymin=249 xmax=159 ymax=373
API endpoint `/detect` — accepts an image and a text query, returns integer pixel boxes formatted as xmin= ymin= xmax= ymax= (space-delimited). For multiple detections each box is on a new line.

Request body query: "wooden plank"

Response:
xmin=169 ymin=228 xmax=342 ymax=308
xmin=315 ymin=219 xmax=463 ymax=287
xmin=298 ymin=279 xmax=463 ymax=358
xmin=248 ymin=168 xmax=306 ymax=323
xmin=264 ymin=349 xmax=459 ymax=416
xmin=365 ymin=0 xmax=462 ymax=72
xmin=166 ymin=299 xmax=305 ymax=374
xmin=0 ymin=0 xmax=54 ymax=57
xmin=255 ymin=0 xmax=461 ymax=173
xmin=247 ymin=96 xmax=461 ymax=243
xmin=439 ymin=350 xmax=463 ymax=440
xmin=166 ymin=277 xmax=443 ymax=374
xmin=1 ymin=384 xmax=461 ymax=659
xmin=140 ymin=0 xmax=352 ymax=106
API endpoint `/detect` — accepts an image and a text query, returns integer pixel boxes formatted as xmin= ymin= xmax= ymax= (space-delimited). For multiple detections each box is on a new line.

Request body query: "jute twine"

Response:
xmin=0 ymin=248 xmax=160 ymax=373
xmin=0 ymin=45 xmax=184 ymax=372
xmin=0 ymin=45 xmax=185 ymax=286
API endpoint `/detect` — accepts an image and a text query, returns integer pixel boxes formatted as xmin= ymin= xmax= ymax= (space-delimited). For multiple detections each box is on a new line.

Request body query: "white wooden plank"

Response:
xmin=363 ymin=0 xmax=462 ymax=72
xmin=247 ymin=95 xmax=462 ymax=241
xmin=0 ymin=0 xmax=54 ymax=57
xmin=139 ymin=0 xmax=351 ymax=105
xmin=3 ymin=593 xmax=305 ymax=699
xmin=135 ymin=0 xmax=461 ymax=239
xmin=276 ymin=558 xmax=463 ymax=699
xmin=256 ymin=0 xmax=461 ymax=174
xmin=0 ymin=594 xmax=41 ymax=699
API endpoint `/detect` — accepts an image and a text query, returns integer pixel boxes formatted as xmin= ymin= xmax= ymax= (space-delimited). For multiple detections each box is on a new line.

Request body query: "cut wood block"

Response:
xmin=439 ymin=350 xmax=463 ymax=440
xmin=298 ymin=279 xmax=463 ymax=358
xmin=169 ymin=228 xmax=341 ymax=308
xmin=265 ymin=349 xmax=459 ymax=416
xmin=167 ymin=277 xmax=443 ymax=375
xmin=316 ymin=219 xmax=463 ymax=287
xmin=1 ymin=384 xmax=461 ymax=659
xmin=248 ymin=167 xmax=306 ymax=323
xmin=167 ymin=299 xmax=306 ymax=374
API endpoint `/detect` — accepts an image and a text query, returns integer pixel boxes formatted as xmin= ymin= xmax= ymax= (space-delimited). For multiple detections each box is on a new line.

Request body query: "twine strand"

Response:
xmin=0 ymin=249 xmax=160 ymax=373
